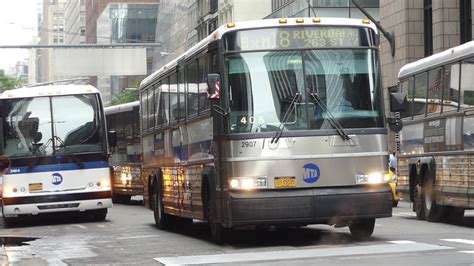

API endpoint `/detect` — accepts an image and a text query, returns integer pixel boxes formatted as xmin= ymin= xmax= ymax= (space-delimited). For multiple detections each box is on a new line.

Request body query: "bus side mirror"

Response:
xmin=108 ymin=130 xmax=117 ymax=148
xmin=207 ymin=74 xmax=220 ymax=100
xmin=390 ymin=92 xmax=408 ymax=112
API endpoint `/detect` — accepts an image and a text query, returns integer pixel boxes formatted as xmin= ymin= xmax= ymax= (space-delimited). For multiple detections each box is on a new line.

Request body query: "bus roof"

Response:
xmin=104 ymin=100 xmax=140 ymax=115
xmin=398 ymin=40 xmax=474 ymax=79
xmin=140 ymin=17 xmax=378 ymax=90
xmin=0 ymin=84 xmax=100 ymax=99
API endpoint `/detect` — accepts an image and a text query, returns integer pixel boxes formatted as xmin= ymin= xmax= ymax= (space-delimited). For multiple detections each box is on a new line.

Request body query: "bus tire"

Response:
xmin=153 ymin=177 xmax=172 ymax=230
xmin=92 ymin=209 xmax=107 ymax=221
xmin=445 ymin=206 xmax=464 ymax=224
xmin=413 ymin=172 xmax=426 ymax=220
xmin=203 ymin=180 xmax=226 ymax=244
xmin=2 ymin=217 xmax=15 ymax=228
xmin=421 ymin=170 xmax=445 ymax=222
xmin=349 ymin=218 xmax=375 ymax=241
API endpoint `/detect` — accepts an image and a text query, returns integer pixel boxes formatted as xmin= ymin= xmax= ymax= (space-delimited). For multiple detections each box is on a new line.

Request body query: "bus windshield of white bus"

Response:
xmin=2 ymin=94 xmax=105 ymax=157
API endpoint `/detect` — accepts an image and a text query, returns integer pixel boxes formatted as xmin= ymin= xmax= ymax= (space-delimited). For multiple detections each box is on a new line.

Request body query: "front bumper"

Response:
xmin=228 ymin=184 xmax=392 ymax=226
xmin=2 ymin=191 xmax=112 ymax=217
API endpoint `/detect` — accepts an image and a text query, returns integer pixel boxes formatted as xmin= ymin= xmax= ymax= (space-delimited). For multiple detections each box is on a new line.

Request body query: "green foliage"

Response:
xmin=110 ymin=89 xmax=139 ymax=106
xmin=0 ymin=69 xmax=21 ymax=93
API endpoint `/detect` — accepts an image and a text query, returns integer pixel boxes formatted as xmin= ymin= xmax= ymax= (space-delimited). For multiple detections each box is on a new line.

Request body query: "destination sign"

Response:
xmin=227 ymin=27 xmax=364 ymax=51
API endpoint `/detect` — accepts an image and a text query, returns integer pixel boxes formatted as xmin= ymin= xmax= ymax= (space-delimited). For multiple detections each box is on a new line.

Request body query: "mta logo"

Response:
xmin=303 ymin=163 xmax=320 ymax=184
xmin=52 ymin=173 xmax=63 ymax=185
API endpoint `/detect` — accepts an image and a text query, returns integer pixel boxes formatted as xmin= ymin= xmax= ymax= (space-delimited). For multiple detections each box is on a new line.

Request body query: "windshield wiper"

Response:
xmin=309 ymin=91 xmax=351 ymax=141
xmin=271 ymin=92 xmax=301 ymax=144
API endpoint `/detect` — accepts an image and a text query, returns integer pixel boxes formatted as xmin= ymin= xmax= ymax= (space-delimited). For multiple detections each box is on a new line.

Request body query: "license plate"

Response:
xmin=29 ymin=183 xmax=43 ymax=191
xmin=274 ymin=177 xmax=296 ymax=188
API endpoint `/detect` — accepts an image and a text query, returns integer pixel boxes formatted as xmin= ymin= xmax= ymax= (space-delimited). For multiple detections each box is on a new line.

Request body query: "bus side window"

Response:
xmin=399 ymin=78 xmax=413 ymax=119
xmin=427 ymin=68 xmax=442 ymax=114
xmin=187 ymin=61 xmax=199 ymax=117
xmin=460 ymin=57 xmax=474 ymax=108
xmin=443 ymin=63 xmax=460 ymax=112
xmin=413 ymin=72 xmax=428 ymax=116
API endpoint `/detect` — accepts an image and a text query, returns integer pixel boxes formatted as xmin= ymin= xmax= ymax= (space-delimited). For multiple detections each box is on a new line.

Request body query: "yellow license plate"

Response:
xmin=29 ymin=183 xmax=43 ymax=191
xmin=274 ymin=177 xmax=296 ymax=188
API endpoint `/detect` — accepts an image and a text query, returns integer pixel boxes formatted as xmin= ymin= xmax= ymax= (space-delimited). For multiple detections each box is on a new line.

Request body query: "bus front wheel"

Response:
xmin=203 ymin=181 xmax=226 ymax=244
xmin=92 ymin=209 xmax=107 ymax=221
xmin=153 ymin=177 xmax=172 ymax=230
xmin=349 ymin=218 xmax=375 ymax=241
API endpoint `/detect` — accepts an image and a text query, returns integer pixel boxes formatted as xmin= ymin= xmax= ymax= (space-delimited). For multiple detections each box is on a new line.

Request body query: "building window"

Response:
xmin=460 ymin=0 xmax=472 ymax=44
xmin=53 ymin=36 xmax=58 ymax=43
xmin=59 ymin=25 xmax=64 ymax=32
xmin=424 ymin=0 xmax=433 ymax=56
xmin=59 ymin=35 xmax=64 ymax=43
xmin=80 ymin=28 xmax=85 ymax=36
xmin=80 ymin=12 xmax=85 ymax=22
xmin=53 ymin=25 xmax=58 ymax=31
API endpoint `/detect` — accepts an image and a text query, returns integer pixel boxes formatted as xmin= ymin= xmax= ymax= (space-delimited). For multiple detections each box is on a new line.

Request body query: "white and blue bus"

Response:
xmin=396 ymin=41 xmax=474 ymax=222
xmin=0 ymin=85 xmax=112 ymax=224
xmin=140 ymin=18 xmax=399 ymax=243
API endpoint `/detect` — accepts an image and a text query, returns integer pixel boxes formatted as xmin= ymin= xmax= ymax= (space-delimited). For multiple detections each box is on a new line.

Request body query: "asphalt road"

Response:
xmin=0 ymin=198 xmax=473 ymax=265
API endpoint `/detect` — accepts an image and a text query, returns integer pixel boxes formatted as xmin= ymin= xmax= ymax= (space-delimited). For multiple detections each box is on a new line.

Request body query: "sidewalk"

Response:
xmin=0 ymin=246 xmax=8 ymax=265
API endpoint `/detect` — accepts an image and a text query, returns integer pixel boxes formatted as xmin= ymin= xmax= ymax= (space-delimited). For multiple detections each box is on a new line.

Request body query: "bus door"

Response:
xmin=172 ymin=126 xmax=192 ymax=215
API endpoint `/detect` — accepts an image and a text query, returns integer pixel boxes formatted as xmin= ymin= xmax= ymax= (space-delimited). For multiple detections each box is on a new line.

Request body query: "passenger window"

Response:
xmin=178 ymin=69 xmax=186 ymax=120
xmin=400 ymin=78 xmax=413 ymax=118
xmin=147 ymin=88 xmax=155 ymax=129
xmin=161 ymin=79 xmax=170 ymax=125
xmin=443 ymin=64 xmax=460 ymax=112
xmin=187 ymin=61 xmax=199 ymax=117
xmin=199 ymin=56 xmax=210 ymax=113
xmin=141 ymin=91 xmax=148 ymax=131
xmin=155 ymin=83 xmax=162 ymax=126
xmin=460 ymin=57 xmax=474 ymax=108
xmin=169 ymin=73 xmax=178 ymax=123
xmin=413 ymin=72 xmax=427 ymax=116
xmin=427 ymin=68 xmax=442 ymax=114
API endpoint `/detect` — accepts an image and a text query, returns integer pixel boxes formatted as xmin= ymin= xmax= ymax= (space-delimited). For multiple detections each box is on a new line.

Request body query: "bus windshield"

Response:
xmin=226 ymin=49 xmax=383 ymax=133
xmin=2 ymin=94 xmax=104 ymax=157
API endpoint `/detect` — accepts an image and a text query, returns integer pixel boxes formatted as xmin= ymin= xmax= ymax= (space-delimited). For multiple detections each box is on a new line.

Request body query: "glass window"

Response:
xmin=178 ymin=69 xmax=186 ymax=120
xmin=413 ymin=72 xmax=427 ymax=116
xmin=2 ymin=97 xmax=53 ymax=156
xmin=460 ymin=57 xmax=474 ymax=108
xmin=187 ymin=61 xmax=199 ymax=117
xmin=198 ymin=56 xmax=210 ymax=113
xmin=442 ymin=63 xmax=460 ymax=112
xmin=305 ymin=49 xmax=383 ymax=129
xmin=53 ymin=95 xmax=103 ymax=154
xmin=464 ymin=115 xmax=474 ymax=150
xmin=147 ymin=88 xmax=154 ymax=129
xmin=155 ymin=84 xmax=164 ymax=127
xmin=224 ymin=49 xmax=383 ymax=133
xmin=124 ymin=111 xmax=134 ymax=144
xmin=427 ymin=67 xmax=442 ymax=114
xmin=169 ymin=73 xmax=178 ymax=123
xmin=161 ymin=80 xmax=170 ymax=125
xmin=141 ymin=91 xmax=148 ymax=130
xmin=400 ymin=78 xmax=413 ymax=119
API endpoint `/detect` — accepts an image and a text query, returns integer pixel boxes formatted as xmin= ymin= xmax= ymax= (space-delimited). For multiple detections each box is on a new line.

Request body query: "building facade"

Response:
xmin=64 ymin=0 xmax=86 ymax=44
xmin=267 ymin=0 xmax=379 ymax=20
xmin=38 ymin=0 xmax=67 ymax=83
xmin=152 ymin=0 xmax=271 ymax=70
xmin=96 ymin=3 xmax=159 ymax=105
xmin=380 ymin=0 xmax=474 ymax=149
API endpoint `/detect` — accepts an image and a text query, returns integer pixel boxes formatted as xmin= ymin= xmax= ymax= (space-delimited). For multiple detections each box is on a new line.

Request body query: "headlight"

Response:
xmin=356 ymin=172 xmax=390 ymax=184
xmin=229 ymin=177 xmax=267 ymax=190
